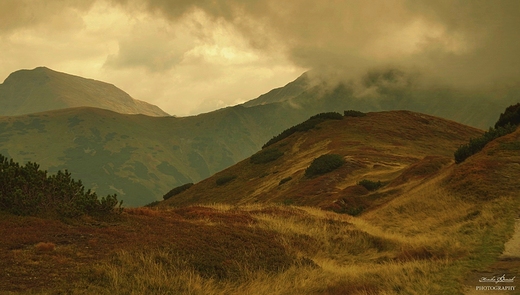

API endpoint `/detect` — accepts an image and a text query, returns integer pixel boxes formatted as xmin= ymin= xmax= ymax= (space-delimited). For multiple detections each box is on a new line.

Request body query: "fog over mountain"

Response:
xmin=1 ymin=1 xmax=518 ymax=116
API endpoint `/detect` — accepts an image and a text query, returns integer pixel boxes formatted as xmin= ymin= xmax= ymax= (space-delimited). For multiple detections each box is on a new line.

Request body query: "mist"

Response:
xmin=1 ymin=0 xmax=518 ymax=115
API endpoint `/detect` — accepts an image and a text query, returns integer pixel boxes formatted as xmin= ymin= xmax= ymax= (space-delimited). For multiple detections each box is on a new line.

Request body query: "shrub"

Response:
xmin=305 ymin=154 xmax=345 ymax=177
xmin=0 ymin=154 xmax=123 ymax=218
xmin=344 ymin=110 xmax=366 ymax=117
xmin=250 ymin=148 xmax=284 ymax=164
xmin=495 ymin=103 xmax=520 ymax=129
xmin=358 ymin=179 xmax=383 ymax=191
xmin=454 ymin=124 xmax=517 ymax=163
xmin=216 ymin=175 xmax=237 ymax=186
xmin=455 ymin=103 xmax=520 ymax=163
xmin=263 ymin=112 xmax=343 ymax=148
xmin=163 ymin=183 xmax=194 ymax=200
xmin=279 ymin=177 xmax=292 ymax=185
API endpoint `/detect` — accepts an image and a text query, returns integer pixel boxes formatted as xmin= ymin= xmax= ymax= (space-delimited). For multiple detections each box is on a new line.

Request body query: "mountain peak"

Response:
xmin=0 ymin=67 xmax=169 ymax=117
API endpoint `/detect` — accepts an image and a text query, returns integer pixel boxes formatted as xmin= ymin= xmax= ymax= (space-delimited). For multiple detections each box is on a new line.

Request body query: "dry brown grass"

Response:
xmin=3 ymin=113 xmax=518 ymax=294
xmin=161 ymin=111 xmax=482 ymax=209
xmin=34 ymin=242 xmax=56 ymax=253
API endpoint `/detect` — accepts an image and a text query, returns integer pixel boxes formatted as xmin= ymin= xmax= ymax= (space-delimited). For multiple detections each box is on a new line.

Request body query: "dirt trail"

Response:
xmin=464 ymin=219 xmax=520 ymax=295
xmin=502 ymin=219 xmax=520 ymax=258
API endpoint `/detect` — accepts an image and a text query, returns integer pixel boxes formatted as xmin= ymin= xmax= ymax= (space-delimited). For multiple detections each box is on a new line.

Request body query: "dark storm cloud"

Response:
xmin=1 ymin=0 xmax=518 ymax=116
xmin=114 ymin=0 xmax=520 ymax=87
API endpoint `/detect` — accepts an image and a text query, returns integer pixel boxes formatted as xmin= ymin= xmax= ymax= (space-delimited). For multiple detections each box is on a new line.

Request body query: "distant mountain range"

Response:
xmin=0 ymin=67 xmax=168 ymax=117
xmin=0 ymin=67 xmax=518 ymax=206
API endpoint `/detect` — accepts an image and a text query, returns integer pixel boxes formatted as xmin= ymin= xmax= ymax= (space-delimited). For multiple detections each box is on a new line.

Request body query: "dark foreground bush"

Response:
xmin=305 ymin=154 xmax=345 ymax=177
xmin=216 ymin=175 xmax=237 ymax=186
xmin=163 ymin=183 xmax=194 ymax=200
xmin=0 ymin=154 xmax=122 ymax=218
xmin=250 ymin=148 xmax=284 ymax=164
xmin=358 ymin=179 xmax=383 ymax=191
xmin=263 ymin=112 xmax=343 ymax=148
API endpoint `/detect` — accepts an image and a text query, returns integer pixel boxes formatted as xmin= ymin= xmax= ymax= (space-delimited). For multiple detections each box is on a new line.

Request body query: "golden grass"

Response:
xmin=4 ymin=131 xmax=519 ymax=294
xmin=34 ymin=242 xmax=56 ymax=253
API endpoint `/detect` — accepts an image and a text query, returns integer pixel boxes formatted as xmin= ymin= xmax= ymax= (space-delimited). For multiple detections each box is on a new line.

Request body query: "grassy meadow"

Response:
xmin=2 ymin=111 xmax=519 ymax=294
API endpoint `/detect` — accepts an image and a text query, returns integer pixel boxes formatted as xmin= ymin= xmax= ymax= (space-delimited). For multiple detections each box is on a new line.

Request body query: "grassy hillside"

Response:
xmin=0 ymin=67 xmax=168 ymax=117
xmin=163 ymin=110 xmax=483 ymax=209
xmin=1 ymin=132 xmax=518 ymax=293
xmin=1 ymin=111 xmax=518 ymax=294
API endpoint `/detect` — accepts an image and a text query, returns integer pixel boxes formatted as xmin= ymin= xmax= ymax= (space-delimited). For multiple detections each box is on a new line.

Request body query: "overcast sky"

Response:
xmin=1 ymin=0 xmax=519 ymax=116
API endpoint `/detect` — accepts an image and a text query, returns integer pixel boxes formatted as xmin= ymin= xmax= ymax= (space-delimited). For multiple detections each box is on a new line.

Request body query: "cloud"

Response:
xmin=1 ymin=0 xmax=518 ymax=117
xmin=0 ymin=0 xmax=95 ymax=34
xmin=104 ymin=17 xmax=191 ymax=72
xmin=119 ymin=0 xmax=520 ymax=88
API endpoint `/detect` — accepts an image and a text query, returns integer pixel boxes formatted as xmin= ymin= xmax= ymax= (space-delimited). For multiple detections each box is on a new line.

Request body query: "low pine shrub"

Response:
xmin=305 ymin=154 xmax=345 ymax=177
xmin=454 ymin=124 xmax=517 ymax=163
xmin=0 ymin=154 xmax=123 ymax=218
xmin=163 ymin=183 xmax=194 ymax=200
xmin=358 ymin=179 xmax=383 ymax=191
xmin=216 ymin=175 xmax=237 ymax=186
xmin=495 ymin=103 xmax=520 ymax=129
xmin=263 ymin=112 xmax=343 ymax=148
xmin=250 ymin=148 xmax=284 ymax=164
xmin=455 ymin=103 xmax=520 ymax=163
xmin=279 ymin=177 xmax=292 ymax=185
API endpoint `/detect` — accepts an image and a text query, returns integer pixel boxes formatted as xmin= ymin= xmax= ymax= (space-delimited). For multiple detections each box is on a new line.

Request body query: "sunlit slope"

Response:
xmin=0 ymin=106 xmax=281 ymax=206
xmin=0 ymin=67 xmax=168 ymax=116
xmin=163 ymin=110 xmax=483 ymax=208
xmin=1 ymin=123 xmax=519 ymax=294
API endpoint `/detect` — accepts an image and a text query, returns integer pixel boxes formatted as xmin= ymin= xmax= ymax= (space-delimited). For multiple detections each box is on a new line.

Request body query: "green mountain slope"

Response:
xmin=0 ymin=67 xmax=168 ymax=116
xmin=161 ymin=110 xmax=484 ymax=208
xmin=1 ymin=67 xmax=518 ymax=208
xmin=0 ymin=106 xmax=282 ymax=206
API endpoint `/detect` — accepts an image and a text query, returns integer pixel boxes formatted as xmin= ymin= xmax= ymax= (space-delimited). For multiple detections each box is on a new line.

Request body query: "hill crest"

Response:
xmin=161 ymin=110 xmax=483 ymax=210
xmin=0 ymin=67 xmax=169 ymax=117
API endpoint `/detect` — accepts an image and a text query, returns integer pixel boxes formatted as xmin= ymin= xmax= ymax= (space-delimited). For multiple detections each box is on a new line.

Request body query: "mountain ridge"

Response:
xmin=161 ymin=110 xmax=484 ymax=209
xmin=0 ymin=67 xmax=169 ymax=117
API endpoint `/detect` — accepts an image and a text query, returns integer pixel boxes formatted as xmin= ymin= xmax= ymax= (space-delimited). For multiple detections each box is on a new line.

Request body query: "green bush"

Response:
xmin=250 ymin=148 xmax=284 ymax=164
xmin=358 ymin=179 xmax=383 ymax=191
xmin=216 ymin=175 xmax=237 ymax=186
xmin=495 ymin=103 xmax=520 ymax=129
xmin=344 ymin=110 xmax=366 ymax=117
xmin=454 ymin=124 xmax=517 ymax=163
xmin=0 ymin=154 xmax=122 ymax=218
xmin=455 ymin=103 xmax=520 ymax=163
xmin=279 ymin=177 xmax=292 ymax=185
xmin=305 ymin=154 xmax=345 ymax=177
xmin=263 ymin=112 xmax=343 ymax=148
xmin=163 ymin=183 xmax=194 ymax=200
